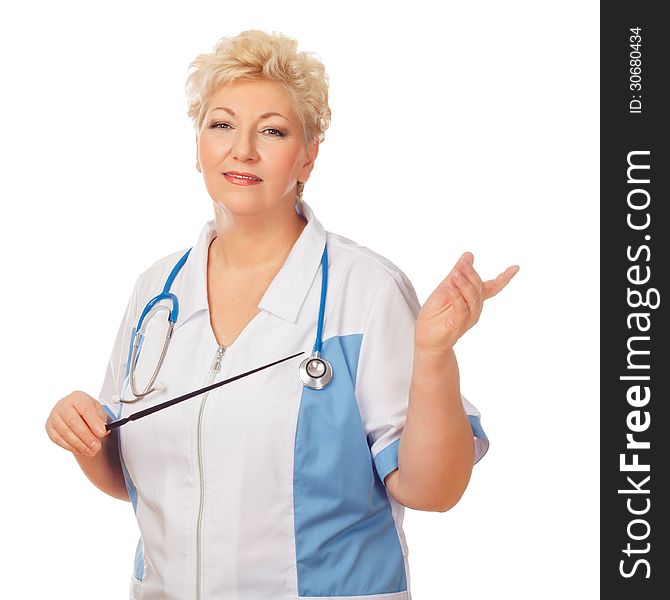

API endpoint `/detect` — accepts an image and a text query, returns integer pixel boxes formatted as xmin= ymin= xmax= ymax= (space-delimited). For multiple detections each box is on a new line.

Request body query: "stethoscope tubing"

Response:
xmin=314 ymin=243 xmax=328 ymax=354
xmin=123 ymin=238 xmax=332 ymax=405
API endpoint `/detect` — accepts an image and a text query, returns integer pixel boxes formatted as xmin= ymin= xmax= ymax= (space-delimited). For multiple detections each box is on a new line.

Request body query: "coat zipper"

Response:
xmin=196 ymin=344 xmax=226 ymax=600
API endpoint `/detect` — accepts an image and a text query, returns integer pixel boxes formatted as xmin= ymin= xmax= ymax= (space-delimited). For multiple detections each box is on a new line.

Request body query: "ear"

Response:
xmin=298 ymin=140 xmax=320 ymax=183
xmin=195 ymin=133 xmax=202 ymax=173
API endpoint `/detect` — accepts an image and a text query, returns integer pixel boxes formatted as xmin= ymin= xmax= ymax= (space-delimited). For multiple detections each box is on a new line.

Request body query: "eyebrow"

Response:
xmin=210 ymin=107 xmax=288 ymax=120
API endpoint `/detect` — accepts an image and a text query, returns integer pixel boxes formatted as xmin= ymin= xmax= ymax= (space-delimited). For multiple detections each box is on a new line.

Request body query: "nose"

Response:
xmin=230 ymin=128 xmax=259 ymax=162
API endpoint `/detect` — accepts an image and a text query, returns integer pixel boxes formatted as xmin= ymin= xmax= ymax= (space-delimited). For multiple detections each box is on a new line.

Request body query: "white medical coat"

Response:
xmin=98 ymin=199 xmax=489 ymax=600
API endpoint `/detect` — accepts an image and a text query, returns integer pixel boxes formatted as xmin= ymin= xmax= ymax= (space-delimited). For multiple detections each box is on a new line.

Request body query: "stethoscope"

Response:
xmin=120 ymin=242 xmax=333 ymax=403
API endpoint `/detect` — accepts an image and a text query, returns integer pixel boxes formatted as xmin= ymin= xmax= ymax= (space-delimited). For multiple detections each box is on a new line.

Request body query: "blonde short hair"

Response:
xmin=185 ymin=30 xmax=332 ymax=203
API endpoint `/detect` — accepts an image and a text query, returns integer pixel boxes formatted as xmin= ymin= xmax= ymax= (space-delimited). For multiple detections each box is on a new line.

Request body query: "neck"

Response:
xmin=210 ymin=200 xmax=308 ymax=273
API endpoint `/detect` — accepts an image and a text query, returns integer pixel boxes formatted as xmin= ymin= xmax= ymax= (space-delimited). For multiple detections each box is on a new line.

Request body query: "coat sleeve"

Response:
xmin=97 ymin=279 xmax=140 ymax=421
xmin=354 ymin=272 xmax=490 ymax=488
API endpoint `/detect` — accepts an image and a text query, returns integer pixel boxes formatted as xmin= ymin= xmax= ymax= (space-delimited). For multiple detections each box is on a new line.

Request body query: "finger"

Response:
xmin=483 ymin=265 xmax=520 ymax=299
xmin=433 ymin=253 xmax=475 ymax=297
xmin=46 ymin=422 xmax=81 ymax=454
xmin=55 ymin=408 xmax=101 ymax=455
xmin=54 ymin=411 xmax=99 ymax=456
xmin=452 ymin=268 xmax=482 ymax=318
xmin=462 ymin=251 xmax=474 ymax=264
xmin=444 ymin=278 xmax=470 ymax=321
xmin=425 ymin=253 xmax=487 ymax=314
xmin=74 ymin=397 xmax=109 ymax=438
xmin=446 ymin=252 xmax=469 ymax=280
xmin=424 ymin=265 xmax=459 ymax=312
xmin=457 ymin=255 xmax=484 ymax=295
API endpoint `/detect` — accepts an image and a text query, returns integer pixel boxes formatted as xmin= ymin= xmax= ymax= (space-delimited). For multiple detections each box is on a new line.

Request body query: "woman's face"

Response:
xmin=196 ymin=79 xmax=319 ymax=216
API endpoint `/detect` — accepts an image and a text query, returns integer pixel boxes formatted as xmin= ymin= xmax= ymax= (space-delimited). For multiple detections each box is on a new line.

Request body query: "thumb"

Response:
xmin=97 ymin=403 xmax=112 ymax=435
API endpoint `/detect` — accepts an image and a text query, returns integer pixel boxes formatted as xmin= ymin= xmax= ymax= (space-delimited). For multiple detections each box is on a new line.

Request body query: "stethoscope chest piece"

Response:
xmin=299 ymin=352 xmax=333 ymax=390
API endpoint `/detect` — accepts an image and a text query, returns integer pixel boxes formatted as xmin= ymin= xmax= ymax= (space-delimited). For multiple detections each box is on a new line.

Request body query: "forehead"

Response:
xmin=207 ymin=80 xmax=295 ymax=118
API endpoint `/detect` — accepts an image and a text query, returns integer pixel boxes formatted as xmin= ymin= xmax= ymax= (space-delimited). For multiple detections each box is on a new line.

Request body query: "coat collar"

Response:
xmin=172 ymin=199 xmax=327 ymax=328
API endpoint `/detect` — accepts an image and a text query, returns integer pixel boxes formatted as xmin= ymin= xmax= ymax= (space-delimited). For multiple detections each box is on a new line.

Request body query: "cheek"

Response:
xmin=273 ymin=149 xmax=304 ymax=178
xmin=198 ymin=137 xmax=226 ymax=166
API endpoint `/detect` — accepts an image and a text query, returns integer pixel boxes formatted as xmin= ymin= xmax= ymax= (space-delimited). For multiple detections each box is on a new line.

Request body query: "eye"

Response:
xmin=209 ymin=122 xmax=284 ymax=137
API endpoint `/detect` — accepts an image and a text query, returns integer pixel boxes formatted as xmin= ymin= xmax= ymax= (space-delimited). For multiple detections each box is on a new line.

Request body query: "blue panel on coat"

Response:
xmin=100 ymin=404 xmax=138 ymax=513
xmin=133 ymin=536 xmax=144 ymax=581
xmin=102 ymin=402 xmax=143 ymax=579
xmin=293 ymin=333 xmax=407 ymax=596
xmin=468 ymin=414 xmax=487 ymax=440
xmin=373 ymin=437 xmax=401 ymax=485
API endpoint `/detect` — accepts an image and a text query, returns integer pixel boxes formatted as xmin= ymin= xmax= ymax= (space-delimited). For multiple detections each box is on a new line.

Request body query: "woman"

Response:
xmin=45 ymin=30 xmax=518 ymax=600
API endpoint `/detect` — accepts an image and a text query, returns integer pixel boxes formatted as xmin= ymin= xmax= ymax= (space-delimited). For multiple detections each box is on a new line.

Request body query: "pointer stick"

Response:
xmin=106 ymin=351 xmax=306 ymax=431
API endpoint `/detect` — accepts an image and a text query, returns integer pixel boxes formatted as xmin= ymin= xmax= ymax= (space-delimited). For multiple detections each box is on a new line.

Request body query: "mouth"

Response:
xmin=223 ymin=171 xmax=263 ymax=183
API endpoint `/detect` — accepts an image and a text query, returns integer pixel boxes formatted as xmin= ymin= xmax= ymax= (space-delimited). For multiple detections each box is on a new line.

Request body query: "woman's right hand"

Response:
xmin=45 ymin=391 xmax=111 ymax=457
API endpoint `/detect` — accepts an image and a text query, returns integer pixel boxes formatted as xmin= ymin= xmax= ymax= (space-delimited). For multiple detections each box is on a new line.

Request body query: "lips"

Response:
xmin=223 ymin=171 xmax=262 ymax=181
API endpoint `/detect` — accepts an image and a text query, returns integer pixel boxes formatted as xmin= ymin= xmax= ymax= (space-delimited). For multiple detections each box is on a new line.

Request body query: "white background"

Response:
xmin=0 ymin=1 xmax=599 ymax=598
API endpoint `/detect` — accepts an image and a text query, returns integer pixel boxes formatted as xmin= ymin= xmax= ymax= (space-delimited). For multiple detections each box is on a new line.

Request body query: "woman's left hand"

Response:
xmin=415 ymin=252 xmax=519 ymax=357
